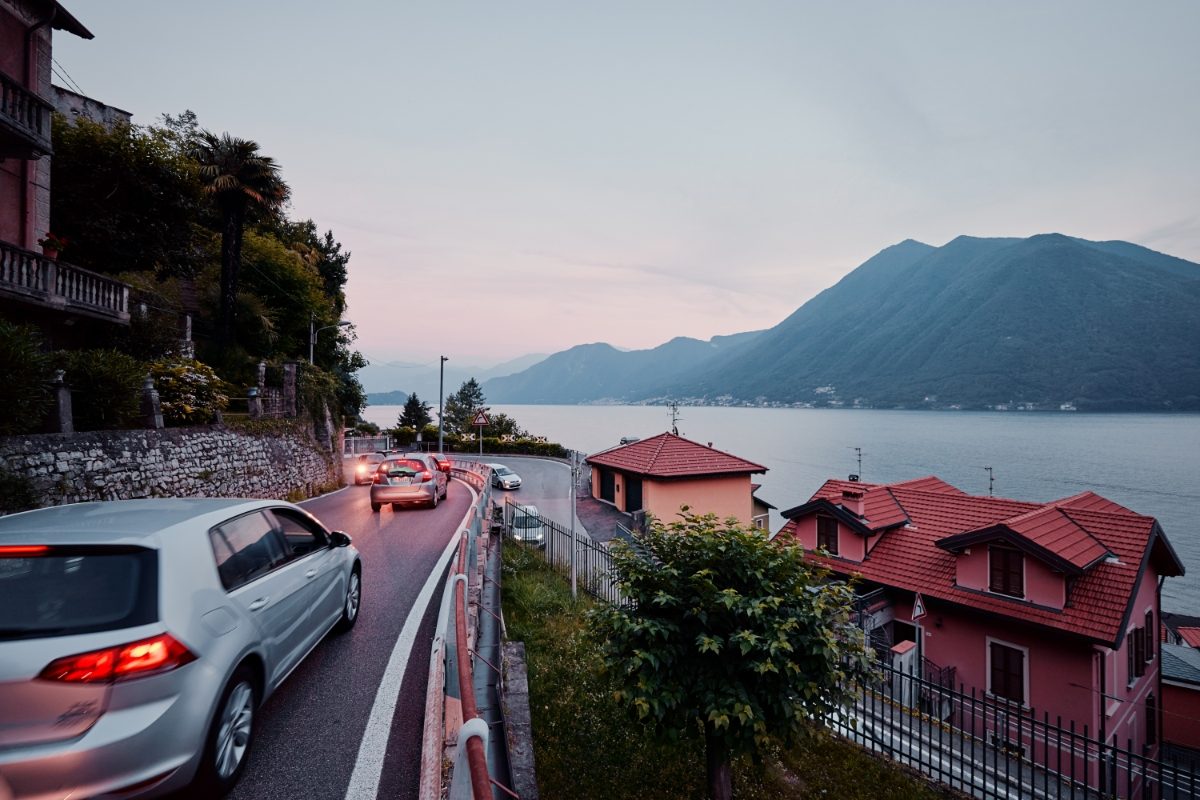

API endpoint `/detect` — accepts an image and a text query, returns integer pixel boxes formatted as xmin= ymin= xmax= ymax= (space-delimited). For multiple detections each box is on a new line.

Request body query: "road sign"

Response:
xmin=500 ymin=434 xmax=515 ymax=443
xmin=534 ymin=436 xmax=547 ymax=444
xmin=462 ymin=432 xmax=476 ymax=441
xmin=472 ymin=410 xmax=490 ymax=427
xmin=911 ymin=592 xmax=927 ymax=621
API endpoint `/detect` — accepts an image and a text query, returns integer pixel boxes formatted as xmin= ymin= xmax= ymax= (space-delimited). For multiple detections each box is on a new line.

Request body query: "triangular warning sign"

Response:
xmin=911 ymin=592 xmax=927 ymax=621
xmin=472 ymin=410 xmax=490 ymax=426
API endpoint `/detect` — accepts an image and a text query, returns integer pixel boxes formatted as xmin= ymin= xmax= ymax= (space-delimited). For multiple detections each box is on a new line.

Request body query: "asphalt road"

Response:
xmin=215 ymin=466 xmax=472 ymax=800
xmin=454 ymin=454 xmax=584 ymax=535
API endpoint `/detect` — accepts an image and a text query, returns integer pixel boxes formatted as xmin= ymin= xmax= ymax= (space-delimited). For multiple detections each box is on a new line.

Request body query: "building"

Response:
xmin=1 ymin=0 xmax=130 ymax=337
xmin=750 ymin=482 xmax=775 ymax=531
xmin=1161 ymin=643 xmax=1200 ymax=752
xmin=586 ymin=432 xmax=766 ymax=526
xmin=778 ymin=475 xmax=1185 ymax=762
xmin=1162 ymin=612 xmax=1200 ymax=649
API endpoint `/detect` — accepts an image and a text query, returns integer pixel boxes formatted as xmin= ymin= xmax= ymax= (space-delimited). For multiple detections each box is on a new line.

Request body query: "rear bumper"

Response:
xmin=371 ymin=485 xmax=436 ymax=505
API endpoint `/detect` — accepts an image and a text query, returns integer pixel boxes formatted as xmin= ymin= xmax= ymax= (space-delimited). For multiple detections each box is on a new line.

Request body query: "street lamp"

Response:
xmin=437 ymin=355 xmax=448 ymax=453
xmin=310 ymin=315 xmax=351 ymax=364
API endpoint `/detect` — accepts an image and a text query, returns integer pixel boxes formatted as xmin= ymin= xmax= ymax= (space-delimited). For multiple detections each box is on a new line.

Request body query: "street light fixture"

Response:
xmin=310 ymin=315 xmax=351 ymax=364
xmin=437 ymin=355 xmax=448 ymax=453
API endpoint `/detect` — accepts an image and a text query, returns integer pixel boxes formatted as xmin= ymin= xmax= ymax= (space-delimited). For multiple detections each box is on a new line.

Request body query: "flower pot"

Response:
xmin=42 ymin=246 xmax=58 ymax=260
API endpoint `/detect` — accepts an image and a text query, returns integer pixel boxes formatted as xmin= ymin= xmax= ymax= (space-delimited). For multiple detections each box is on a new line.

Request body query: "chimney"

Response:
xmin=841 ymin=489 xmax=865 ymax=518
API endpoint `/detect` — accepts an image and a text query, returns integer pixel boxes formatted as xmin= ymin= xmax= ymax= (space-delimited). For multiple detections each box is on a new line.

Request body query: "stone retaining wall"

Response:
xmin=0 ymin=424 xmax=339 ymax=508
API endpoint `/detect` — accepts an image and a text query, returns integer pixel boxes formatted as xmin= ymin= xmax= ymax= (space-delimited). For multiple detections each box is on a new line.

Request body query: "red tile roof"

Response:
xmin=586 ymin=432 xmax=766 ymax=479
xmin=779 ymin=477 xmax=1184 ymax=647
xmin=1180 ymin=628 xmax=1200 ymax=648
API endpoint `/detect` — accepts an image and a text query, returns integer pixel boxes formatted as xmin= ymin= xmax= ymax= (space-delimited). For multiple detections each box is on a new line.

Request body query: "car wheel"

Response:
xmin=194 ymin=663 xmax=259 ymax=796
xmin=431 ymin=490 xmax=439 ymax=509
xmin=335 ymin=565 xmax=361 ymax=633
xmin=371 ymin=502 xmax=381 ymax=513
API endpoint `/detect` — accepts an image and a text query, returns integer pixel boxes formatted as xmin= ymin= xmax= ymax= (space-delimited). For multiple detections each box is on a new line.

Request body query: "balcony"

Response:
xmin=0 ymin=240 xmax=130 ymax=324
xmin=0 ymin=69 xmax=53 ymax=159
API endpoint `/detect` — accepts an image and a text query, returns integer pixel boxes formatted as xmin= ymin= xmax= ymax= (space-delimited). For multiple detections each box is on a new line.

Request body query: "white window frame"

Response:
xmin=987 ymin=544 xmax=1027 ymax=600
xmin=985 ymin=636 xmax=1030 ymax=708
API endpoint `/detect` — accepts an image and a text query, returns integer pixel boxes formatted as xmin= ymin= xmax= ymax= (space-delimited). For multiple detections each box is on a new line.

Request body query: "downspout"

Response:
xmin=23 ymin=6 xmax=57 ymax=250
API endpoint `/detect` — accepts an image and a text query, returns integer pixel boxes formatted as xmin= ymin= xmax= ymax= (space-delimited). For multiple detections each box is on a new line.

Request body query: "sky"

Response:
xmin=55 ymin=1 xmax=1200 ymax=383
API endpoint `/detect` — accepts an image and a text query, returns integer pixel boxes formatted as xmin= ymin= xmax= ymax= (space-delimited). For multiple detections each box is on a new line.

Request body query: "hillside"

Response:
xmin=364 ymin=390 xmax=409 ymax=406
xmin=488 ymin=234 xmax=1200 ymax=411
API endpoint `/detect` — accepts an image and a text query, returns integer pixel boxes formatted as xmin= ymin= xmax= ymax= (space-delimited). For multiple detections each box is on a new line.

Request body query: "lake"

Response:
xmin=362 ymin=404 xmax=1200 ymax=613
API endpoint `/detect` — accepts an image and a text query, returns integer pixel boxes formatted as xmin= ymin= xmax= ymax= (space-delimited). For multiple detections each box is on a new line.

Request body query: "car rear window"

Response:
xmin=381 ymin=459 xmax=425 ymax=475
xmin=0 ymin=546 xmax=157 ymax=640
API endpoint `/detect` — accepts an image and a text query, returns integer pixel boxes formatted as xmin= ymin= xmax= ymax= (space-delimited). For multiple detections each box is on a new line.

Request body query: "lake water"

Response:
xmin=363 ymin=404 xmax=1200 ymax=613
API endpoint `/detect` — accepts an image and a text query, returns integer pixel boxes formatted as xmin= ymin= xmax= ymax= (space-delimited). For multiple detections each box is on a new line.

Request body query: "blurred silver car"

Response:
xmin=369 ymin=453 xmax=449 ymax=512
xmin=510 ymin=504 xmax=545 ymax=547
xmin=352 ymin=452 xmax=385 ymax=485
xmin=0 ymin=499 xmax=362 ymax=799
xmin=488 ymin=463 xmax=522 ymax=490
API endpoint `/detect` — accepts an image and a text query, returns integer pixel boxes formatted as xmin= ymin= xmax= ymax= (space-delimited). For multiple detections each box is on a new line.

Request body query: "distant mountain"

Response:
xmin=484 ymin=332 xmax=762 ymax=403
xmin=365 ymin=390 xmax=409 ymax=406
xmin=359 ymin=352 xmax=548 ymax=403
xmin=485 ymin=234 xmax=1200 ymax=411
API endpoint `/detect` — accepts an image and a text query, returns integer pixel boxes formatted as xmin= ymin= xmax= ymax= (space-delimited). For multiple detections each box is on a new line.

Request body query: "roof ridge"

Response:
xmin=649 ymin=433 xmax=672 ymax=470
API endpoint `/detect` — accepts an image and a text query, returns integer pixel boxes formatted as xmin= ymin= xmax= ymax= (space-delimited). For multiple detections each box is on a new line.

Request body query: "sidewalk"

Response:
xmin=575 ymin=495 xmax=634 ymax=544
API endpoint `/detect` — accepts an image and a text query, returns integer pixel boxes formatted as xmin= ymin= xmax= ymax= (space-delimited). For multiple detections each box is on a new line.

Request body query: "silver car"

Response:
xmin=0 ymin=498 xmax=362 ymax=799
xmin=488 ymin=463 xmax=522 ymax=490
xmin=510 ymin=504 xmax=545 ymax=547
xmin=369 ymin=453 xmax=449 ymax=512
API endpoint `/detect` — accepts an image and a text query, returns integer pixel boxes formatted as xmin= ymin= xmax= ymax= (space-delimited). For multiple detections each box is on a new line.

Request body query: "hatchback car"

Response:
xmin=488 ymin=463 xmax=522 ymax=490
xmin=370 ymin=453 xmax=449 ymax=512
xmin=353 ymin=452 xmax=385 ymax=485
xmin=0 ymin=498 xmax=362 ymax=799
xmin=430 ymin=452 xmax=452 ymax=477
xmin=510 ymin=504 xmax=545 ymax=547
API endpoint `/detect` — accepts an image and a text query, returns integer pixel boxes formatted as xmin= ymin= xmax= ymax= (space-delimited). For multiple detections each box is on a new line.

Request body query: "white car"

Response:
xmin=488 ymin=464 xmax=522 ymax=490
xmin=510 ymin=504 xmax=545 ymax=548
xmin=0 ymin=499 xmax=362 ymax=798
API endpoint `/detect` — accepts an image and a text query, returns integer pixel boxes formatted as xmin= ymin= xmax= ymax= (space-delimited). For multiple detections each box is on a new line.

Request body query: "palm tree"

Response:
xmin=192 ymin=132 xmax=288 ymax=350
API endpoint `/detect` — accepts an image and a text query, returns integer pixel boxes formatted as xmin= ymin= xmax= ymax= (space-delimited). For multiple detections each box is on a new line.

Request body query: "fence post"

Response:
xmin=47 ymin=369 xmax=73 ymax=434
xmin=140 ymin=374 xmax=164 ymax=429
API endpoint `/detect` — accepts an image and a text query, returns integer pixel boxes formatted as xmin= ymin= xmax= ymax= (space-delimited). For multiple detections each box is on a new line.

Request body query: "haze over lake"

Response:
xmin=362 ymin=404 xmax=1200 ymax=613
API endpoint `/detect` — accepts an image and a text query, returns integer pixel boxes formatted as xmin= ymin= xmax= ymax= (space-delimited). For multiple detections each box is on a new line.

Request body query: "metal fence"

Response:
xmin=832 ymin=659 xmax=1199 ymax=800
xmin=501 ymin=497 xmax=625 ymax=606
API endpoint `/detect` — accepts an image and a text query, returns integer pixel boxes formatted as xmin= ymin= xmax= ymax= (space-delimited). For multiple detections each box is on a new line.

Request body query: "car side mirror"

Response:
xmin=330 ymin=531 xmax=352 ymax=548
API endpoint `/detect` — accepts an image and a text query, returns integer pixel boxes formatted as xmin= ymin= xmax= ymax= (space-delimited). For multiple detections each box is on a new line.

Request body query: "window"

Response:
xmin=989 ymin=641 xmax=1026 ymax=705
xmin=270 ymin=508 xmax=329 ymax=559
xmin=1146 ymin=694 xmax=1158 ymax=746
xmin=989 ymin=545 xmax=1024 ymax=598
xmin=210 ymin=511 xmax=287 ymax=591
xmin=817 ymin=516 xmax=838 ymax=555
xmin=1128 ymin=626 xmax=1147 ymax=682
xmin=1145 ymin=610 xmax=1155 ymax=663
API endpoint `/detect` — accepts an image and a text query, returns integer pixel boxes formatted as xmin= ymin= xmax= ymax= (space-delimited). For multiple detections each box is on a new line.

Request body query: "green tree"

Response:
xmin=191 ymin=132 xmax=288 ymax=351
xmin=590 ymin=512 xmax=872 ymax=800
xmin=0 ymin=320 xmax=51 ymax=435
xmin=442 ymin=378 xmax=486 ymax=434
xmin=399 ymin=393 xmax=433 ymax=429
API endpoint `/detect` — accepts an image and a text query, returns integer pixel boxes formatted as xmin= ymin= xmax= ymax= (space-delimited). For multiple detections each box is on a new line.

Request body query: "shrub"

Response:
xmin=0 ymin=320 xmax=52 ymax=435
xmin=150 ymin=357 xmax=229 ymax=425
xmin=54 ymin=349 xmax=145 ymax=430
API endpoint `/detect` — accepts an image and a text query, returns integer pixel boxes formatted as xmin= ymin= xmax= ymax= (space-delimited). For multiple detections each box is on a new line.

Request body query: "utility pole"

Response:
xmin=309 ymin=313 xmax=315 ymax=365
xmin=983 ymin=466 xmax=994 ymax=497
xmin=437 ymin=355 xmax=448 ymax=453
xmin=570 ymin=451 xmax=578 ymax=600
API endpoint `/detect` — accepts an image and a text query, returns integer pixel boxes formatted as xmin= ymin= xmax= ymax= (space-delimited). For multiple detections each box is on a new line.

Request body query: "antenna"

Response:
xmin=848 ymin=446 xmax=863 ymax=478
xmin=983 ymin=466 xmax=994 ymax=497
xmin=669 ymin=402 xmax=681 ymax=436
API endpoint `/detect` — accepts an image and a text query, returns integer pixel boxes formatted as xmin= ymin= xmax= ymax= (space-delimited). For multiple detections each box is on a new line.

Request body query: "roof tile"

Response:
xmin=587 ymin=432 xmax=766 ymax=478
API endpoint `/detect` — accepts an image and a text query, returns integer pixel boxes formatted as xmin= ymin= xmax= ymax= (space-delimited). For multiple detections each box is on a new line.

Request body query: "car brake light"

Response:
xmin=420 ymin=470 xmax=433 ymax=482
xmin=373 ymin=472 xmax=386 ymax=484
xmin=0 ymin=545 xmax=49 ymax=557
xmin=38 ymin=634 xmax=196 ymax=683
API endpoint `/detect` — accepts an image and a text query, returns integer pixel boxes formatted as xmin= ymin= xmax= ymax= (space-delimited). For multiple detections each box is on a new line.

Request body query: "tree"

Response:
xmin=589 ymin=512 xmax=872 ymax=800
xmin=442 ymin=378 xmax=487 ymax=434
xmin=191 ymin=132 xmax=288 ymax=351
xmin=398 ymin=393 xmax=433 ymax=429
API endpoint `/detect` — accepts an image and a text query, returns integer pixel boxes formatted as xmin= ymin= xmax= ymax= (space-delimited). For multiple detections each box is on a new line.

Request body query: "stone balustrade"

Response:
xmin=0 ymin=240 xmax=130 ymax=323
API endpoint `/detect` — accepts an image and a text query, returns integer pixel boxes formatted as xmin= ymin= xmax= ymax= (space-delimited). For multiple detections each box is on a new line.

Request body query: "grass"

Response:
xmin=501 ymin=542 xmax=948 ymax=800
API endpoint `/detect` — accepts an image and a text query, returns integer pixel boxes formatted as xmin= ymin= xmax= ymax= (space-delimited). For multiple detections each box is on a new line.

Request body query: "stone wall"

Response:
xmin=0 ymin=423 xmax=339 ymax=508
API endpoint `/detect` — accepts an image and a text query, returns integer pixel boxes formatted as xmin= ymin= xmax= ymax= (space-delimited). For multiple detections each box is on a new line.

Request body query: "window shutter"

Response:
xmin=1007 ymin=550 xmax=1023 ymax=597
xmin=1146 ymin=694 xmax=1157 ymax=746
xmin=1008 ymin=647 xmax=1025 ymax=705
xmin=990 ymin=549 xmax=1004 ymax=592
xmin=1145 ymin=610 xmax=1155 ymax=662
xmin=1127 ymin=634 xmax=1135 ymax=683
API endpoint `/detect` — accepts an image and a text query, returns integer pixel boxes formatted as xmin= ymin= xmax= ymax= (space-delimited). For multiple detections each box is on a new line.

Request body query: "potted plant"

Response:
xmin=37 ymin=232 xmax=68 ymax=260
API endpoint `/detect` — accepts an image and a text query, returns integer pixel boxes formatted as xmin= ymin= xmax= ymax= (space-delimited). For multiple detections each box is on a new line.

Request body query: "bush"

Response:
xmin=54 ymin=349 xmax=145 ymax=431
xmin=0 ymin=320 xmax=52 ymax=435
xmin=150 ymin=357 xmax=229 ymax=425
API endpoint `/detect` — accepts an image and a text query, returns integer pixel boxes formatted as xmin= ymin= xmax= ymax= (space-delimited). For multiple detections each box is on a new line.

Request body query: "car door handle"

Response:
xmin=305 ymin=569 xmax=318 ymax=579
xmin=248 ymin=597 xmax=270 ymax=611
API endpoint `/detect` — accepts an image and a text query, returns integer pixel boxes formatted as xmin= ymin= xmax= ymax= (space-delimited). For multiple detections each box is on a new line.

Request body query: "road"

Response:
xmin=454 ymin=454 xmax=583 ymax=534
xmin=213 ymin=464 xmax=472 ymax=800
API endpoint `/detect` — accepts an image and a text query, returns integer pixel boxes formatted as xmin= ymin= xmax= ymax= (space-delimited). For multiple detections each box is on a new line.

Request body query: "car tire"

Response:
xmin=371 ymin=502 xmax=381 ymax=513
xmin=335 ymin=565 xmax=362 ymax=633
xmin=431 ymin=490 xmax=439 ymax=509
xmin=194 ymin=663 xmax=259 ymax=797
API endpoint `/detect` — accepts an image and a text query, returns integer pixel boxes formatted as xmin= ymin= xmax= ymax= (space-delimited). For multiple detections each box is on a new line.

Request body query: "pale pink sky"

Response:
xmin=57 ymin=1 xmax=1200 ymax=376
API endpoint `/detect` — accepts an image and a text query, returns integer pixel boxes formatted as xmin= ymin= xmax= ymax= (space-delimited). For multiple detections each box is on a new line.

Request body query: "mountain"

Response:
xmin=483 ymin=332 xmax=763 ymax=403
xmin=365 ymin=390 xmax=409 ymax=406
xmin=669 ymin=233 xmax=1200 ymax=410
xmin=359 ymin=352 xmax=548 ymax=404
xmin=483 ymin=234 xmax=1200 ymax=410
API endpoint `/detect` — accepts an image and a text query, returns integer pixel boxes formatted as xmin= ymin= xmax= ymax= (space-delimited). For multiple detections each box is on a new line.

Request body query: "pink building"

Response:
xmin=779 ymin=476 xmax=1185 ymax=763
xmin=586 ymin=432 xmax=767 ymax=527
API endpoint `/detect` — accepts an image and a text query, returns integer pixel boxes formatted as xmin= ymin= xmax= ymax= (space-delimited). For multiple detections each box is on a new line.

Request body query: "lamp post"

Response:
xmin=437 ymin=355 xmax=448 ymax=453
xmin=309 ymin=316 xmax=351 ymax=365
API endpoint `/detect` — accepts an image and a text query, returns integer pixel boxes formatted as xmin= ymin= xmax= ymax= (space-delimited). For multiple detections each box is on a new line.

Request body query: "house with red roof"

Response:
xmin=586 ymin=432 xmax=767 ymax=526
xmin=778 ymin=475 xmax=1186 ymax=763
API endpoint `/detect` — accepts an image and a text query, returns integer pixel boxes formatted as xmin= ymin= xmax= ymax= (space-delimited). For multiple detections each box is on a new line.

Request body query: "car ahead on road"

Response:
xmin=430 ymin=452 xmax=452 ymax=477
xmin=0 ymin=498 xmax=362 ymax=799
xmin=488 ymin=463 xmax=522 ymax=490
xmin=510 ymin=504 xmax=545 ymax=548
xmin=353 ymin=452 xmax=385 ymax=485
xmin=370 ymin=453 xmax=448 ymax=512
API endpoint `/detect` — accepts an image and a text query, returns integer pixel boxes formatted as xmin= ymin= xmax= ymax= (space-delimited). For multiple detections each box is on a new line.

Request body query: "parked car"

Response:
xmin=430 ymin=452 xmax=452 ymax=476
xmin=510 ymin=504 xmax=545 ymax=547
xmin=488 ymin=463 xmax=522 ymax=490
xmin=370 ymin=453 xmax=448 ymax=512
xmin=353 ymin=452 xmax=385 ymax=485
xmin=0 ymin=498 xmax=361 ymax=799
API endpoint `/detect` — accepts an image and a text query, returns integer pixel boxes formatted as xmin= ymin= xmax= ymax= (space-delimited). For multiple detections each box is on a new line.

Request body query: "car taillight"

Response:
xmin=420 ymin=470 xmax=433 ymax=482
xmin=0 ymin=545 xmax=49 ymax=557
xmin=38 ymin=633 xmax=196 ymax=683
xmin=373 ymin=472 xmax=386 ymax=484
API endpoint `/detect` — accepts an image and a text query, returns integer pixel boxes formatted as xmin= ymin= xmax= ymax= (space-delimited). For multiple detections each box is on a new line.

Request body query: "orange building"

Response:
xmin=586 ymin=432 xmax=766 ymax=526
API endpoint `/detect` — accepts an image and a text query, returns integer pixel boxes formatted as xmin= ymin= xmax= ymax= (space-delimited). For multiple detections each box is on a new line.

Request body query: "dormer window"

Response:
xmin=989 ymin=545 xmax=1024 ymax=598
xmin=817 ymin=516 xmax=838 ymax=555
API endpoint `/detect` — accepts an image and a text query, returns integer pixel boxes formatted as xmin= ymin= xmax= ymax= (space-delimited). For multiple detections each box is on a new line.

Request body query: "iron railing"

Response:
xmin=0 ymin=241 xmax=130 ymax=323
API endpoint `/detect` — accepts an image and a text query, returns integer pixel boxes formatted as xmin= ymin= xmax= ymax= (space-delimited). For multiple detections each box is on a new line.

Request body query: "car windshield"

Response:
xmin=381 ymin=459 xmax=424 ymax=476
xmin=0 ymin=546 xmax=157 ymax=640
xmin=496 ymin=467 xmax=513 ymax=476
xmin=514 ymin=513 xmax=540 ymax=529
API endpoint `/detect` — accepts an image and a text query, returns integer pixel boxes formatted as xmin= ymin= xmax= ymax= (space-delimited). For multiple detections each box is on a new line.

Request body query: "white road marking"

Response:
xmin=343 ymin=479 xmax=479 ymax=800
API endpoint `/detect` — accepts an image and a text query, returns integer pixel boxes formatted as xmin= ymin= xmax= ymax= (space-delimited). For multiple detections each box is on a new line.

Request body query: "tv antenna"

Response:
xmin=982 ymin=466 xmax=994 ymax=497
xmin=848 ymin=446 xmax=864 ymax=479
xmin=668 ymin=402 xmax=682 ymax=436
